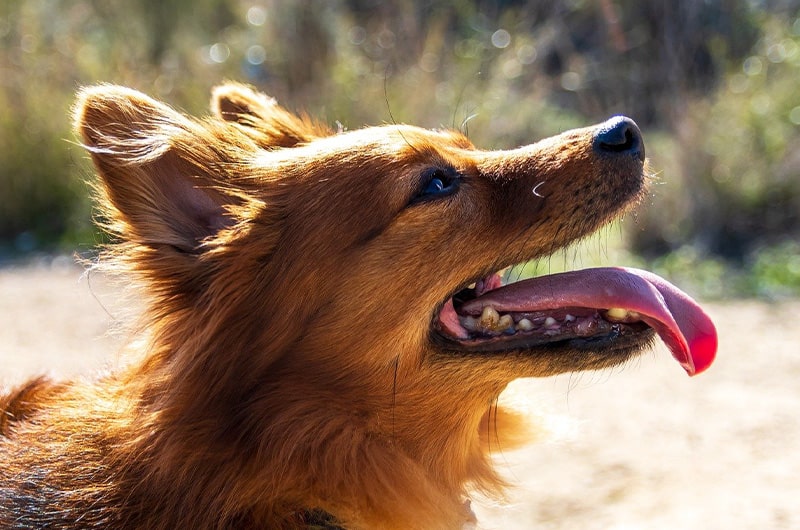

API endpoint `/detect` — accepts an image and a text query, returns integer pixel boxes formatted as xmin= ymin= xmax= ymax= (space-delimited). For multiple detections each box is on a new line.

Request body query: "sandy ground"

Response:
xmin=1 ymin=260 xmax=798 ymax=530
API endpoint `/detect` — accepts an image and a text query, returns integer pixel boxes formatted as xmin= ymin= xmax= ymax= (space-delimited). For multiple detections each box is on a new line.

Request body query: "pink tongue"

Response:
xmin=460 ymin=267 xmax=717 ymax=376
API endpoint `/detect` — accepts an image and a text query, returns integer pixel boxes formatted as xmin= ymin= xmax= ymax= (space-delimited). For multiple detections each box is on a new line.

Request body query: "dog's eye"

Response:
xmin=412 ymin=168 xmax=459 ymax=204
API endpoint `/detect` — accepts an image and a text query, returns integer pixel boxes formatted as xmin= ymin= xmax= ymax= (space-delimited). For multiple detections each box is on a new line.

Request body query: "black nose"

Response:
xmin=593 ymin=116 xmax=644 ymax=162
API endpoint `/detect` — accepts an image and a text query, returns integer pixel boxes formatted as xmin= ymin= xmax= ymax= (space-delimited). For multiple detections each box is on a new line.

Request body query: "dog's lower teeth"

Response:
xmin=516 ymin=318 xmax=534 ymax=331
xmin=605 ymin=307 xmax=629 ymax=321
xmin=460 ymin=306 xmax=639 ymax=338
xmin=497 ymin=314 xmax=514 ymax=331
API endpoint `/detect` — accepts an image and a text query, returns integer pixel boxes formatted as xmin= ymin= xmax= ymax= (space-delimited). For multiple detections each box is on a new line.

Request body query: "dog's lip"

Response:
xmin=438 ymin=267 xmax=717 ymax=376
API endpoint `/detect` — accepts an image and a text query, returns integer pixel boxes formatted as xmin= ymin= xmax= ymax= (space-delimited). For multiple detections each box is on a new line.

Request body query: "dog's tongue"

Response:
xmin=461 ymin=267 xmax=717 ymax=376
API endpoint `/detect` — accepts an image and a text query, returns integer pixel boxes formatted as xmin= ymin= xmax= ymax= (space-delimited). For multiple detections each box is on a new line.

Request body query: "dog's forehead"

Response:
xmin=323 ymin=124 xmax=474 ymax=153
xmin=394 ymin=125 xmax=475 ymax=149
xmin=253 ymin=124 xmax=475 ymax=170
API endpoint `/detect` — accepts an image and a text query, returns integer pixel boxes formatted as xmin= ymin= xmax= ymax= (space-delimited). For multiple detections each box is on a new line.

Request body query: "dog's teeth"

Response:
xmin=467 ymin=282 xmax=476 ymax=290
xmin=497 ymin=314 xmax=514 ymax=331
xmin=480 ymin=306 xmax=500 ymax=328
xmin=564 ymin=314 xmax=576 ymax=322
xmin=544 ymin=316 xmax=559 ymax=329
xmin=605 ymin=307 xmax=629 ymax=321
xmin=516 ymin=318 xmax=534 ymax=331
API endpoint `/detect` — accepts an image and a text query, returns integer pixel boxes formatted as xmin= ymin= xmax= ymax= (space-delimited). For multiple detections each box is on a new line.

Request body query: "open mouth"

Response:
xmin=435 ymin=266 xmax=717 ymax=376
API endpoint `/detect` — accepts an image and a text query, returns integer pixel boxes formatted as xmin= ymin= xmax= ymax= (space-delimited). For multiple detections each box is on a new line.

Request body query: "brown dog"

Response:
xmin=0 ymin=84 xmax=717 ymax=529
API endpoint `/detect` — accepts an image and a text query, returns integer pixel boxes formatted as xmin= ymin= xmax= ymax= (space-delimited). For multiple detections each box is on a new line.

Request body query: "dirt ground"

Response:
xmin=1 ymin=260 xmax=798 ymax=530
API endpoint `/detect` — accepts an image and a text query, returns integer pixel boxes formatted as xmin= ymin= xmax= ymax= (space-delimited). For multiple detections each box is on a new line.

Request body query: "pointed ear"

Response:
xmin=74 ymin=85 xmax=243 ymax=253
xmin=210 ymin=82 xmax=331 ymax=148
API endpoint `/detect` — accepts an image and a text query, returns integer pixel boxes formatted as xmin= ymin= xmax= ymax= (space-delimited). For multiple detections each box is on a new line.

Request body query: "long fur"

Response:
xmin=0 ymin=83 xmax=647 ymax=529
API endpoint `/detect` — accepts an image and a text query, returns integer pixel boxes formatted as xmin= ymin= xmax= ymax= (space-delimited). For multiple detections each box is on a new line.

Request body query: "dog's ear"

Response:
xmin=210 ymin=82 xmax=331 ymax=148
xmin=74 ymin=85 xmax=250 ymax=253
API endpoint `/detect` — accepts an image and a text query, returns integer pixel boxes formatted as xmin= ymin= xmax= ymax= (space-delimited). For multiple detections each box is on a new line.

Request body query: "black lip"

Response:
xmin=429 ymin=326 xmax=657 ymax=374
xmin=430 ymin=321 xmax=656 ymax=358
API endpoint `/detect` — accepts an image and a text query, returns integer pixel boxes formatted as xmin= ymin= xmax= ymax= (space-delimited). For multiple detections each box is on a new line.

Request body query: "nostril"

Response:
xmin=593 ymin=116 xmax=645 ymax=162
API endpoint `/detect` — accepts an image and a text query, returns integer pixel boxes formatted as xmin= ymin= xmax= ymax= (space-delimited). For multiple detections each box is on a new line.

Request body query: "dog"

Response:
xmin=0 ymin=83 xmax=717 ymax=529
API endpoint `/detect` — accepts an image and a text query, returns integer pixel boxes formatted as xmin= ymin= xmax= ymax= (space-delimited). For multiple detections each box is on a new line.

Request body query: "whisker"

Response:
xmin=383 ymin=64 xmax=419 ymax=155
xmin=460 ymin=113 xmax=478 ymax=137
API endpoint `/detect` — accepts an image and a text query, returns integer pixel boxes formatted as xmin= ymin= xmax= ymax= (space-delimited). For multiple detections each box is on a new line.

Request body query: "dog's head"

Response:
xmin=75 ymin=82 xmax=714 ymax=379
xmin=74 ymin=83 xmax=716 ymax=525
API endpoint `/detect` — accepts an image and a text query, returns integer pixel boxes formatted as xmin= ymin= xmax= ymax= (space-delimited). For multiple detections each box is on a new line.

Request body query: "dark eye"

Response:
xmin=412 ymin=168 xmax=459 ymax=204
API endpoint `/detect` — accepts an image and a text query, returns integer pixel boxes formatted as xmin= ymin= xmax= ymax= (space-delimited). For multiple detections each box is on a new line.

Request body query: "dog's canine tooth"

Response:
xmin=544 ymin=316 xmax=559 ymax=329
xmin=564 ymin=314 xmax=576 ymax=322
xmin=479 ymin=306 xmax=500 ymax=329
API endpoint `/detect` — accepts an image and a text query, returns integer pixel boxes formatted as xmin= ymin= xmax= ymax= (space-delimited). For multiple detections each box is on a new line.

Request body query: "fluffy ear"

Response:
xmin=74 ymin=85 xmax=243 ymax=253
xmin=210 ymin=82 xmax=330 ymax=148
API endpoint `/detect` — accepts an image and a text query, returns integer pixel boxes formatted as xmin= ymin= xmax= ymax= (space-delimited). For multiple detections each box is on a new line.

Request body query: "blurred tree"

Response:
xmin=630 ymin=14 xmax=800 ymax=265
xmin=0 ymin=0 xmax=797 ymax=296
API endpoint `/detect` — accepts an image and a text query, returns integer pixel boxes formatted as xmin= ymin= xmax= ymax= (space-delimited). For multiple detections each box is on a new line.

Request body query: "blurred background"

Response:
xmin=2 ymin=3 xmax=800 ymax=529
xmin=1 ymin=0 xmax=799 ymax=297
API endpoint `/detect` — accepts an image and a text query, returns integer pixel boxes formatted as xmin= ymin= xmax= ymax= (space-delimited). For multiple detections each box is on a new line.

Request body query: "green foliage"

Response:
xmin=637 ymin=241 xmax=800 ymax=300
xmin=0 ymin=89 xmax=90 ymax=251
xmin=748 ymin=240 xmax=800 ymax=298
xmin=649 ymin=247 xmax=733 ymax=300
xmin=630 ymin=13 xmax=800 ymax=296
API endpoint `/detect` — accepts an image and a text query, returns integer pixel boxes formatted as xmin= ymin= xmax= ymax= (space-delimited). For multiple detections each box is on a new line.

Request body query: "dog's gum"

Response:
xmin=575 ymin=318 xmax=601 ymax=336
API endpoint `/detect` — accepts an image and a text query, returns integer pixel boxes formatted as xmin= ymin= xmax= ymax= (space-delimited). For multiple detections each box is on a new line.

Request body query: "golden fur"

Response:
xmin=0 ymin=84 xmax=647 ymax=529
